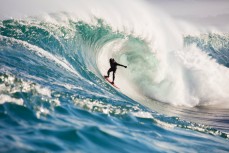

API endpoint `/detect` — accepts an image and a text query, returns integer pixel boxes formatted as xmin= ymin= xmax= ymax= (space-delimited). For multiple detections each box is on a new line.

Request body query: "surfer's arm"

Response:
xmin=116 ymin=63 xmax=127 ymax=68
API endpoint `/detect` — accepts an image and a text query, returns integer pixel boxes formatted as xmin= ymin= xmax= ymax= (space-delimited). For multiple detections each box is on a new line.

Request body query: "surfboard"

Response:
xmin=104 ymin=76 xmax=119 ymax=89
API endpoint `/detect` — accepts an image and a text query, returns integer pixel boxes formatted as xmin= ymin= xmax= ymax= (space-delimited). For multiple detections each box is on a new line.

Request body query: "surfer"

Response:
xmin=104 ymin=58 xmax=127 ymax=84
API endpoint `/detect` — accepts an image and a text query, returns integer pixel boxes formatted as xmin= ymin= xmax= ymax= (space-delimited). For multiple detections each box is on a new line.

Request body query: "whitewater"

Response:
xmin=0 ymin=0 xmax=229 ymax=152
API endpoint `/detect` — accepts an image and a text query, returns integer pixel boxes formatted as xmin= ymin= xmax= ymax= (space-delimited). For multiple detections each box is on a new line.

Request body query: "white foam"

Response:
xmin=131 ymin=111 xmax=176 ymax=129
xmin=36 ymin=106 xmax=50 ymax=118
xmin=0 ymin=94 xmax=24 ymax=106
xmin=34 ymin=85 xmax=52 ymax=98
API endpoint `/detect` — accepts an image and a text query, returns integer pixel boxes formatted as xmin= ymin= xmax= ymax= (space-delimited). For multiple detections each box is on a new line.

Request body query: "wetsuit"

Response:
xmin=105 ymin=59 xmax=126 ymax=83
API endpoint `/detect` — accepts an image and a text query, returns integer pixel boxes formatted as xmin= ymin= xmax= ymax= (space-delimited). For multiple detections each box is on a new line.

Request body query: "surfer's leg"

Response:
xmin=105 ymin=68 xmax=112 ymax=78
xmin=112 ymin=70 xmax=116 ymax=84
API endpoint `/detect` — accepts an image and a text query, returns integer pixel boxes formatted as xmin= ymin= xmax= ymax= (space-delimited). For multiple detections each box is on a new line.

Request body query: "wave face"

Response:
xmin=0 ymin=2 xmax=229 ymax=152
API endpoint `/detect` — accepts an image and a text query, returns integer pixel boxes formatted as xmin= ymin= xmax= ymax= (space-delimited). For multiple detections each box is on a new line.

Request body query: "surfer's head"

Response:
xmin=110 ymin=58 xmax=115 ymax=62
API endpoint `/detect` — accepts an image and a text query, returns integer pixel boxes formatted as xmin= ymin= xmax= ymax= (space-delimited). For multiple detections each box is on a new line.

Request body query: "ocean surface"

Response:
xmin=0 ymin=1 xmax=229 ymax=152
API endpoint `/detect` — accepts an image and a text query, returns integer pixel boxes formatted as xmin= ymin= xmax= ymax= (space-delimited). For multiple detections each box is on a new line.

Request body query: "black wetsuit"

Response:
xmin=106 ymin=59 xmax=126 ymax=83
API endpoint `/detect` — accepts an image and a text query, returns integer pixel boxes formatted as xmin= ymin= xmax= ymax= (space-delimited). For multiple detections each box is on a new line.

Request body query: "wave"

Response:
xmin=1 ymin=10 xmax=229 ymax=109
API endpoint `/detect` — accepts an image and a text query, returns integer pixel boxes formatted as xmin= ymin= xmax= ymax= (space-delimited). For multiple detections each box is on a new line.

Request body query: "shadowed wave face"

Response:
xmin=0 ymin=1 xmax=229 ymax=152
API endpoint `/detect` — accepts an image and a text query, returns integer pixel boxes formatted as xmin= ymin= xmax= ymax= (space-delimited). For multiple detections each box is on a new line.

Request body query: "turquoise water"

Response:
xmin=0 ymin=15 xmax=229 ymax=153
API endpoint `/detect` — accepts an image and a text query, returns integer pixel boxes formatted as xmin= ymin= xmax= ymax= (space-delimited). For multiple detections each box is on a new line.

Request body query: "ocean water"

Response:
xmin=0 ymin=1 xmax=229 ymax=152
